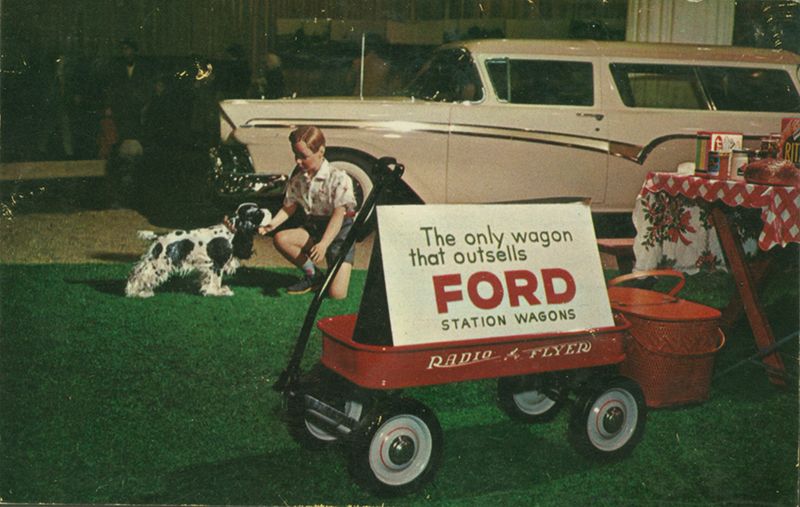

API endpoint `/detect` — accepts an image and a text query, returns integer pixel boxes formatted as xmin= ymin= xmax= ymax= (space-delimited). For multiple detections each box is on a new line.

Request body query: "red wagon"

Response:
xmin=275 ymin=159 xmax=648 ymax=496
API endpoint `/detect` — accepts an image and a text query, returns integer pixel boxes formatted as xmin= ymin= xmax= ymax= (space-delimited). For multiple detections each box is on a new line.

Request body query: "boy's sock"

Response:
xmin=301 ymin=259 xmax=316 ymax=278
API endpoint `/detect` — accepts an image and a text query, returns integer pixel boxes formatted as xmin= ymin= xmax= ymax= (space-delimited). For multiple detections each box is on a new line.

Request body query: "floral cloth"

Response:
xmin=284 ymin=159 xmax=357 ymax=217
xmin=633 ymin=172 xmax=800 ymax=274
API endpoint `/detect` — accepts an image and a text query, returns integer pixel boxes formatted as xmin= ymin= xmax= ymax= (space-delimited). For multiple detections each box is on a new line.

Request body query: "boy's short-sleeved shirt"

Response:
xmin=284 ymin=159 xmax=357 ymax=217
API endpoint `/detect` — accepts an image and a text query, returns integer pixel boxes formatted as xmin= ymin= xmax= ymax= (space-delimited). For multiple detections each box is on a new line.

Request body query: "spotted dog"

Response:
xmin=125 ymin=203 xmax=271 ymax=298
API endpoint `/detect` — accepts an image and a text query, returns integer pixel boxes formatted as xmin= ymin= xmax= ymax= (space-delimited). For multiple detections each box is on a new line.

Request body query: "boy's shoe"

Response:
xmin=286 ymin=272 xmax=324 ymax=295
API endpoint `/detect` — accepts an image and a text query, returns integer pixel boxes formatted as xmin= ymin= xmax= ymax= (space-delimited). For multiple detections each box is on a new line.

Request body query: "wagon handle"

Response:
xmin=274 ymin=158 xmax=406 ymax=394
xmin=607 ymin=269 xmax=686 ymax=297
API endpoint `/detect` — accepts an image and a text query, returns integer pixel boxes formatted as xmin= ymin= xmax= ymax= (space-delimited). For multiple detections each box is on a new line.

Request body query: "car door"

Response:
xmin=447 ymin=55 xmax=608 ymax=205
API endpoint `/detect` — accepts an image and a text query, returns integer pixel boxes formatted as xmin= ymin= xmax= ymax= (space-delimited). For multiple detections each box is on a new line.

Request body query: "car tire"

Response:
xmin=326 ymin=149 xmax=376 ymax=212
xmin=326 ymin=149 xmax=385 ymax=241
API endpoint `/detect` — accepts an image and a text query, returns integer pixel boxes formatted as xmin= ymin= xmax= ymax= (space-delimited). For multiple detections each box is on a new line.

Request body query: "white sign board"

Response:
xmin=377 ymin=203 xmax=614 ymax=346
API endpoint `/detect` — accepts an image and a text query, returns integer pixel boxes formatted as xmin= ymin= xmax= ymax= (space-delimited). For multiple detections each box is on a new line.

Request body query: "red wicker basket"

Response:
xmin=608 ymin=269 xmax=725 ymax=408
xmin=620 ymin=328 xmax=725 ymax=407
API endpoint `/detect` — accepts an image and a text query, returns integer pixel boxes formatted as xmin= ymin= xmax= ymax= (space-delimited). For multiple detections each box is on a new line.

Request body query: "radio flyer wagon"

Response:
xmin=274 ymin=158 xmax=648 ymax=496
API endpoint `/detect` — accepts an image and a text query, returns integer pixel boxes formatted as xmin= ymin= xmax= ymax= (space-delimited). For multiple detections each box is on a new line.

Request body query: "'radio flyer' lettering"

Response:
xmin=524 ymin=340 xmax=592 ymax=359
xmin=426 ymin=350 xmax=496 ymax=369
xmin=424 ymin=339 xmax=593 ymax=370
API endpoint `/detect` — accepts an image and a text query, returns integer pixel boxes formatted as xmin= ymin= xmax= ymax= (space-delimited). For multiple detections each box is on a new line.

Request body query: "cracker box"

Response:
xmin=695 ymin=131 xmax=742 ymax=176
xmin=779 ymin=118 xmax=800 ymax=168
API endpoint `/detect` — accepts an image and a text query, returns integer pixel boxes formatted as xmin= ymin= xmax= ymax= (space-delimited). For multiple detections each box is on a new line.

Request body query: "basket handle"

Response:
xmin=629 ymin=328 xmax=726 ymax=358
xmin=608 ymin=269 xmax=686 ymax=297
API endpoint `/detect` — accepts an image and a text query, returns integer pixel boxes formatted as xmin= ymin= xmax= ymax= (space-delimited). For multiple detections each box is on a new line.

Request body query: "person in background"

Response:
xmin=106 ymin=38 xmax=150 ymax=145
xmin=103 ymin=38 xmax=151 ymax=207
xmin=346 ymin=33 xmax=391 ymax=97
xmin=258 ymin=126 xmax=357 ymax=299
xmin=251 ymin=51 xmax=284 ymax=99
xmin=217 ymin=43 xmax=251 ymax=100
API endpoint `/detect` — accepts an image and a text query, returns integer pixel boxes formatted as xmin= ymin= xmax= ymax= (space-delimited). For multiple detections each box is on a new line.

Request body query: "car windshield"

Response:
xmin=400 ymin=48 xmax=483 ymax=102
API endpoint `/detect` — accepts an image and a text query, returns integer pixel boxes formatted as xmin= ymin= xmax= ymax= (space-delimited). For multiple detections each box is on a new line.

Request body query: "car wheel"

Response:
xmin=326 ymin=149 xmax=376 ymax=212
xmin=326 ymin=149 xmax=384 ymax=241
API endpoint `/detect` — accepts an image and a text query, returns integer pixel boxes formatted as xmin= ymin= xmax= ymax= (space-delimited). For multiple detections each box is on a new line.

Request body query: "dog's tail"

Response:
xmin=136 ymin=230 xmax=160 ymax=241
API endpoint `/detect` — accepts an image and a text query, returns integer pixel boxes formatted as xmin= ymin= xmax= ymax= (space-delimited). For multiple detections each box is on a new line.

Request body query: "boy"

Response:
xmin=259 ymin=126 xmax=357 ymax=299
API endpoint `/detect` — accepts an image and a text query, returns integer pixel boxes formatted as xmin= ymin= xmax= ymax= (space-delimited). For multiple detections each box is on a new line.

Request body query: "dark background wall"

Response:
xmin=1 ymin=0 xmax=796 ymax=163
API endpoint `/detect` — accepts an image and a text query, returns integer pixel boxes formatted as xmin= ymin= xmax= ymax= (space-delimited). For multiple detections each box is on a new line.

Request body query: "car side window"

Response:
xmin=610 ymin=63 xmax=800 ymax=112
xmin=698 ymin=67 xmax=800 ymax=112
xmin=610 ymin=64 xmax=708 ymax=109
xmin=486 ymin=59 xmax=594 ymax=106
xmin=405 ymin=49 xmax=483 ymax=102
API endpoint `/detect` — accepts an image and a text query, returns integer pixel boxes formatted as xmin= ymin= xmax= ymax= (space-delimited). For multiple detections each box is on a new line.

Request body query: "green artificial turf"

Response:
xmin=0 ymin=262 xmax=797 ymax=506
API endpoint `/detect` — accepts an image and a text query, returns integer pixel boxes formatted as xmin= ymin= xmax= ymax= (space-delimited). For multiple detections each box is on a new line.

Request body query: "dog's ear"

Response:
xmin=232 ymin=202 xmax=256 ymax=232
xmin=233 ymin=203 xmax=271 ymax=234
xmin=235 ymin=202 xmax=259 ymax=219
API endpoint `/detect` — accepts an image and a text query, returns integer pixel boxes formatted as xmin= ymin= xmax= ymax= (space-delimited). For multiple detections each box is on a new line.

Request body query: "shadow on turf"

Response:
xmin=131 ymin=420 xmax=597 ymax=505
xmin=64 ymin=267 xmax=298 ymax=298
xmin=131 ymin=450 xmax=350 ymax=505
xmin=228 ymin=268 xmax=298 ymax=297
xmin=91 ymin=252 xmax=141 ymax=263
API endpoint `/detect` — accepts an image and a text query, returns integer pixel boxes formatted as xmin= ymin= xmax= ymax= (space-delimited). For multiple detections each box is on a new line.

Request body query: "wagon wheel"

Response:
xmin=497 ymin=374 xmax=565 ymax=423
xmin=568 ymin=376 xmax=647 ymax=460
xmin=347 ymin=398 xmax=443 ymax=496
xmin=287 ymin=366 xmax=371 ymax=449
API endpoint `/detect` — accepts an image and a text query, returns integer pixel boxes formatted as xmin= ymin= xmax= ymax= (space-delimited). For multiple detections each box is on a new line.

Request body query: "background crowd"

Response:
xmin=0 ymin=32 xmax=433 ymax=213
xmin=2 ymin=39 xmax=278 ymax=164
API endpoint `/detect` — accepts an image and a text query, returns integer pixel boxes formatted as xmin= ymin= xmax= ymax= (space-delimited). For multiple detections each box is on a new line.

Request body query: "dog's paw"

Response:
xmin=136 ymin=230 xmax=159 ymax=241
xmin=127 ymin=290 xmax=155 ymax=298
xmin=201 ymin=286 xmax=234 ymax=297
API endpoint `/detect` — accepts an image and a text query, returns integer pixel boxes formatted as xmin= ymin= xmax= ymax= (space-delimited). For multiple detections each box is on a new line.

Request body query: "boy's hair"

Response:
xmin=289 ymin=125 xmax=326 ymax=153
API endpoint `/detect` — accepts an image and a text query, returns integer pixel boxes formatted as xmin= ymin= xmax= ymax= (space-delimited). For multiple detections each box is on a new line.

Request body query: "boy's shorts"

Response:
xmin=303 ymin=216 xmax=356 ymax=265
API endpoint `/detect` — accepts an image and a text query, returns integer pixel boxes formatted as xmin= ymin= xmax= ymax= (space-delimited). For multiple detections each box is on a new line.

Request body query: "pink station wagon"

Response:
xmin=213 ymin=39 xmax=800 ymax=213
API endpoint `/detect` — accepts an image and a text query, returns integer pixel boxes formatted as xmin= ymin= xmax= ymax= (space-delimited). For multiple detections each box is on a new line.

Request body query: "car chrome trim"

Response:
xmin=243 ymin=118 xmax=619 ymax=158
xmin=452 ymin=124 xmax=610 ymax=156
xmin=238 ymin=119 xmax=764 ymax=166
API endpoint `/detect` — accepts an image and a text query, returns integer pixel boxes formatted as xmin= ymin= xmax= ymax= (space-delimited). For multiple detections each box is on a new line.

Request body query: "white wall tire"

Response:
xmin=569 ymin=376 xmax=647 ymax=460
xmin=497 ymin=375 xmax=564 ymax=423
xmin=348 ymin=398 xmax=443 ymax=496
xmin=304 ymin=399 xmax=364 ymax=443
xmin=286 ymin=367 xmax=369 ymax=449
xmin=368 ymin=413 xmax=433 ymax=486
xmin=326 ymin=150 xmax=375 ymax=211
xmin=326 ymin=149 xmax=379 ymax=241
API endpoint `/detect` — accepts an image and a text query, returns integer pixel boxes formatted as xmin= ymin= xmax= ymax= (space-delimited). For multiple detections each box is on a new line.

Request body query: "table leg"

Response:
xmin=719 ymin=255 xmax=772 ymax=329
xmin=710 ymin=206 xmax=787 ymax=387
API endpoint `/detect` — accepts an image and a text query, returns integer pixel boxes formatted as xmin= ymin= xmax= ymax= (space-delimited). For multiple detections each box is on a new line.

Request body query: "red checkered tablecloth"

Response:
xmin=640 ymin=172 xmax=800 ymax=251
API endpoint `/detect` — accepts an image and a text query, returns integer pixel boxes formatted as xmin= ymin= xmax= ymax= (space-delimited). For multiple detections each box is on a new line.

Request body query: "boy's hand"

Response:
xmin=308 ymin=241 xmax=329 ymax=264
xmin=258 ymin=224 xmax=274 ymax=236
